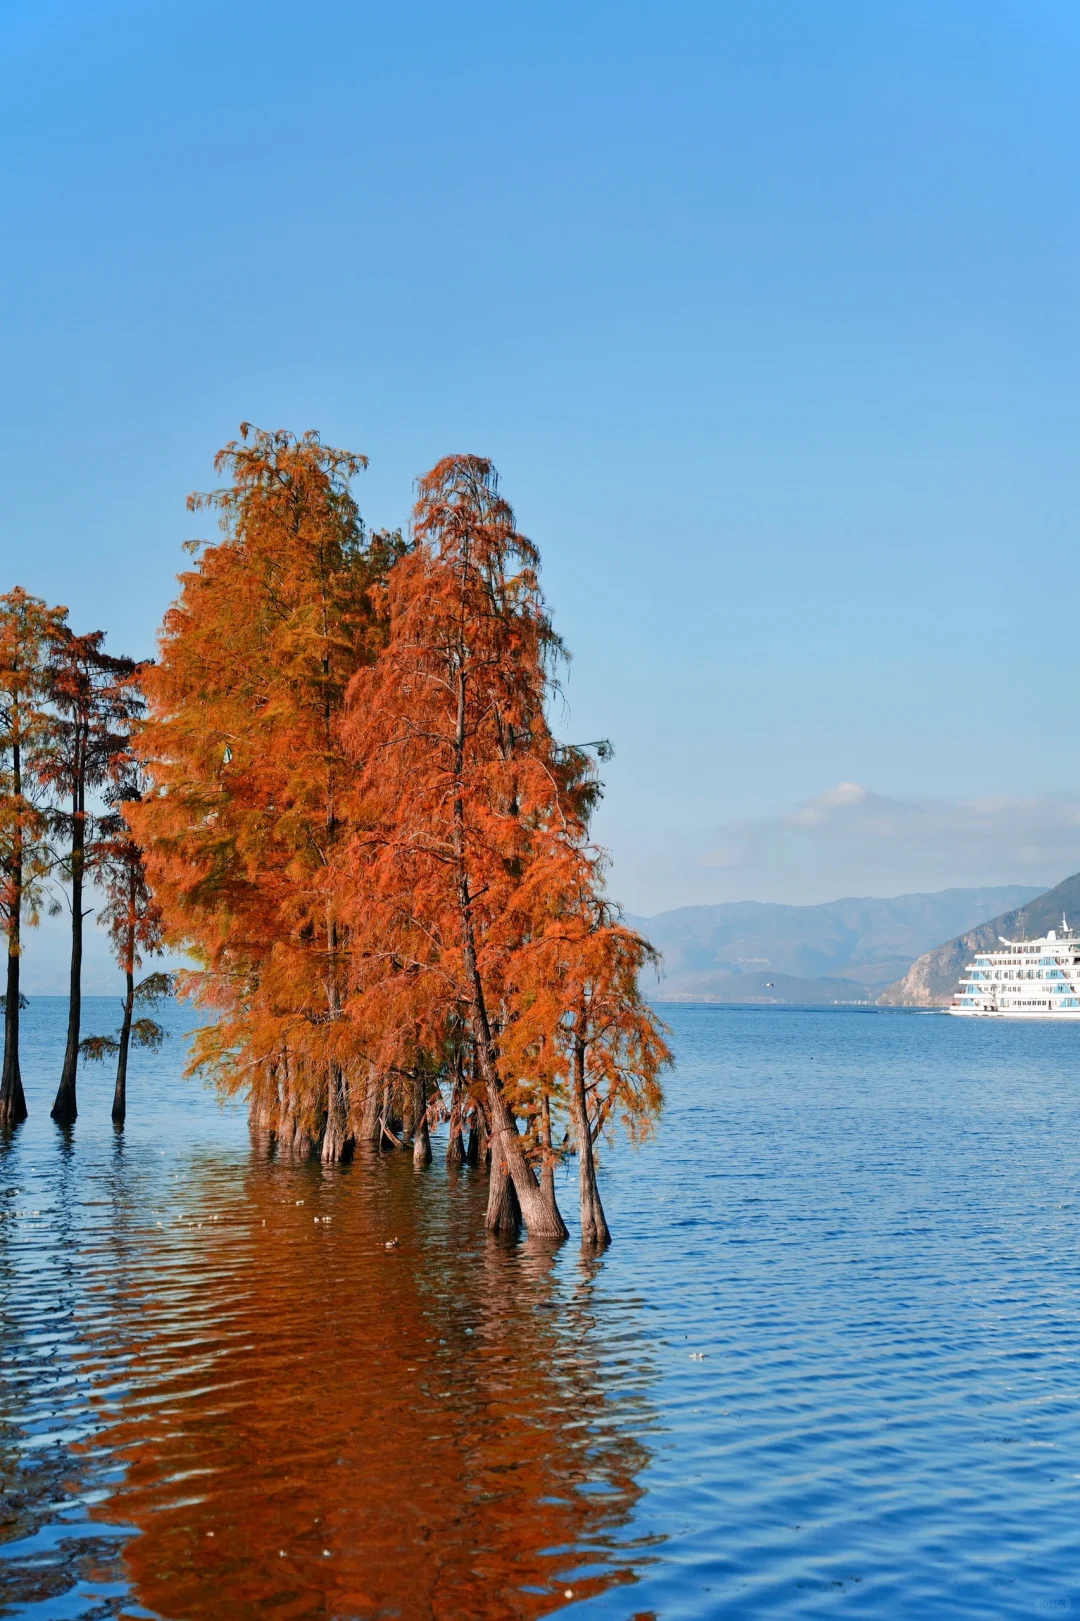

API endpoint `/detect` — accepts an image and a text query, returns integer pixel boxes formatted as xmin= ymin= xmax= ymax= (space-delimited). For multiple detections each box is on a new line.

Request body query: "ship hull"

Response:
xmin=948 ymin=1006 xmax=1080 ymax=1019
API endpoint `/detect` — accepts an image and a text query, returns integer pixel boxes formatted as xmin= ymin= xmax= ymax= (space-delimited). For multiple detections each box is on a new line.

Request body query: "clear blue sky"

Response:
xmin=3 ymin=0 xmax=1080 ymax=916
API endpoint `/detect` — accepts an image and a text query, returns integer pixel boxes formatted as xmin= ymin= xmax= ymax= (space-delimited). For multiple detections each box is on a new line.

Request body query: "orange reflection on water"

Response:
xmin=76 ymin=1149 xmax=656 ymax=1619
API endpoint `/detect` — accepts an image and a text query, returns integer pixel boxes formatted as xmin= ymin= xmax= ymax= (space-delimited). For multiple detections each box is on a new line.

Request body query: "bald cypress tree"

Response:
xmin=340 ymin=455 xmax=667 ymax=1240
xmin=130 ymin=426 xmax=401 ymax=1157
xmin=0 ymin=589 xmax=65 ymax=1128
xmin=43 ymin=629 xmax=139 ymax=1127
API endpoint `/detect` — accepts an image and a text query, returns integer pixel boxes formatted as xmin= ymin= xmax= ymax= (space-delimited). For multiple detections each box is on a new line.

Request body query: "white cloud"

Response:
xmin=610 ymin=784 xmax=1080 ymax=913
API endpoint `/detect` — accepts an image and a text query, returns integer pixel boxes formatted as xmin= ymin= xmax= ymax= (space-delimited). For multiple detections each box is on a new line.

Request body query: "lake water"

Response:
xmin=2 ymin=999 xmax=1080 ymax=1619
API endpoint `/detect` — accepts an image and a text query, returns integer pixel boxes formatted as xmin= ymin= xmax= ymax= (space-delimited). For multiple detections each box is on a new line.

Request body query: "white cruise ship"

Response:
xmin=950 ymin=920 xmax=1080 ymax=1017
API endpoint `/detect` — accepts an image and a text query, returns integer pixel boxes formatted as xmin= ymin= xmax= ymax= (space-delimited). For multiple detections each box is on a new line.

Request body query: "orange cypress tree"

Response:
xmin=340 ymin=455 xmax=573 ymax=1233
xmin=130 ymin=426 xmax=399 ymax=1159
xmin=340 ymin=455 xmax=666 ymax=1240
xmin=502 ymin=885 xmax=671 ymax=1248
xmin=0 ymin=588 xmax=67 ymax=1127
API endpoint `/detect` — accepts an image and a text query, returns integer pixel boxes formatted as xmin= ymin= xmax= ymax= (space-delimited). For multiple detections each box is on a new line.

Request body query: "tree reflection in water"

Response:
xmin=63 ymin=1148 xmax=659 ymax=1619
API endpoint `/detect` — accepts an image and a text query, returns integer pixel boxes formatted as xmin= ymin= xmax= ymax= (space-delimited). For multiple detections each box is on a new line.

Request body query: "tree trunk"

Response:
xmin=449 ymin=668 xmax=566 ymax=1240
xmin=358 ymin=1067 xmax=381 ymax=1145
xmin=539 ymin=1090 xmax=561 ymax=1221
xmin=481 ymin=1077 xmax=567 ymax=1238
xmin=52 ymin=780 xmax=85 ymax=1127
xmin=485 ymin=1135 xmax=522 ymax=1233
xmin=111 ymin=967 xmax=134 ymax=1126
xmin=401 ymin=1072 xmax=417 ymax=1140
xmin=465 ymin=1055 xmax=483 ymax=1164
xmin=572 ymin=1033 xmax=611 ymax=1248
xmin=1 ymin=915 xmax=26 ymax=1126
xmin=277 ymin=1100 xmax=314 ymax=1160
xmin=1 ymin=939 xmax=26 ymax=1129
xmin=321 ymin=1062 xmax=351 ymax=1163
xmin=1 ymin=736 xmax=27 ymax=1129
xmin=250 ymin=1083 xmax=277 ymax=1156
xmin=412 ymin=1072 xmax=431 ymax=1168
xmin=380 ymin=1074 xmax=404 ymax=1148
xmin=320 ymin=905 xmax=351 ymax=1164
xmin=446 ymin=1076 xmax=466 ymax=1166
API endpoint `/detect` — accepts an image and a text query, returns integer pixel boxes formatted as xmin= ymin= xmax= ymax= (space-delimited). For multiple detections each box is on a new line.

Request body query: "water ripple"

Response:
xmin=3 ymin=1001 xmax=1080 ymax=1616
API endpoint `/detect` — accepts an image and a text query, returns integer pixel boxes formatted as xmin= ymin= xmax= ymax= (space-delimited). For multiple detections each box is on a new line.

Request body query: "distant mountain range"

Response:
xmin=628 ymin=885 xmax=1046 ymax=1004
xmin=879 ymin=872 xmax=1080 ymax=1006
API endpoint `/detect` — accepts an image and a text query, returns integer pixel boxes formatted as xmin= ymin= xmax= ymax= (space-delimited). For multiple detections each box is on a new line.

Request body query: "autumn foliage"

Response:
xmin=110 ymin=430 xmax=668 ymax=1240
xmin=338 ymin=455 xmax=670 ymax=1237
xmin=0 ymin=591 xmax=145 ymax=1128
xmin=128 ymin=427 xmax=401 ymax=1159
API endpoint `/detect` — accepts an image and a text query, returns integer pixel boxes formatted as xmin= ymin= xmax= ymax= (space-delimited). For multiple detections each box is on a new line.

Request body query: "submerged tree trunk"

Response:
xmin=277 ymin=1103 xmax=315 ymax=1160
xmin=250 ymin=1081 xmax=277 ymax=1157
xmin=321 ymin=906 xmax=351 ymax=1164
xmin=321 ymin=1062 xmax=351 ymax=1163
xmin=1 ymin=939 xmax=26 ymax=1129
xmin=52 ymin=781 xmax=85 ymax=1126
xmin=412 ymin=1071 xmax=431 ymax=1168
xmin=481 ymin=1077 xmax=567 ymax=1239
xmin=358 ymin=1066 xmax=381 ymax=1145
xmin=446 ymin=1075 xmax=466 ymax=1166
xmin=111 ymin=966 xmax=134 ymax=1126
xmin=538 ymin=1090 xmax=561 ymax=1220
xmin=1 ymin=911 xmax=26 ymax=1127
xmin=450 ymin=673 xmax=566 ymax=1239
xmin=572 ymin=1032 xmax=611 ymax=1248
xmin=401 ymin=1074 xmax=416 ymax=1140
xmin=379 ymin=1074 xmax=398 ymax=1149
xmin=485 ymin=1136 xmax=522 ymax=1233
xmin=466 ymin=1056 xmax=484 ymax=1164
xmin=274 ymin=1054 xmax=314 ymax=1159
xmin=375 ymin=1074 xmax=408 ymax=1150
xmin=1 ymin=730 xmax=27 ymax=1129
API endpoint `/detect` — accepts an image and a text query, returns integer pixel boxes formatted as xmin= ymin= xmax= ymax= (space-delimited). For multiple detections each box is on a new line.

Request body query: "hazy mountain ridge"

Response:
xmin=878 ymin=873 xmax=1080 ymax=1006
xmin=628 ymin=885 xmax=1045 ymax=1003
xmin=653 ymin=971 xmax=877 ymax=1006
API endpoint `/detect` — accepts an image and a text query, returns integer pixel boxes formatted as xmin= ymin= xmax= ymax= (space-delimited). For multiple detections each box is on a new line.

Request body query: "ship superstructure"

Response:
xmin=950 ymin=919 xmax=1080 ymax=1017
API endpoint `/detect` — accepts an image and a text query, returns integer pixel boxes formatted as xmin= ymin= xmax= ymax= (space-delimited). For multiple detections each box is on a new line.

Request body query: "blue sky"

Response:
xmin=3 ymin=0 xmax=1080 ymax=922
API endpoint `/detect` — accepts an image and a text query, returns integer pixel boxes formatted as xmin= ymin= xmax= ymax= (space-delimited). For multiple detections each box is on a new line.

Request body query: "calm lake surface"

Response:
xmin=2 ymin=1000 xmax=1080 ymax=1619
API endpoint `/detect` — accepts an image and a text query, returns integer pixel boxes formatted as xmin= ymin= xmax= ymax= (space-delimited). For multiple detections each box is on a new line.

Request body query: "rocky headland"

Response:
xmin=877 ymin=873 xmax=1080 ymax=1006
